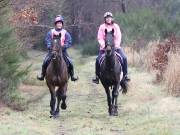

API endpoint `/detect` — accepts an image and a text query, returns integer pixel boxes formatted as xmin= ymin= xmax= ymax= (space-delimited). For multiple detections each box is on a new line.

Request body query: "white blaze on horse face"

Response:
xmin=106 ymin=45 xmax=111 ymax=50
xmin=53 ymin=39 xmax=59 ymax=53
xmin=120 ymin=71 xmax=123 ymax=81
xmin=54 ymin=39 xmax=58 ymax=44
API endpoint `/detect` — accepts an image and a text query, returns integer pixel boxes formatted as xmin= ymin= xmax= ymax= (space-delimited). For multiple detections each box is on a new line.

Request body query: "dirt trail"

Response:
xmin=0 ymin=49 xmax=180 ymax=135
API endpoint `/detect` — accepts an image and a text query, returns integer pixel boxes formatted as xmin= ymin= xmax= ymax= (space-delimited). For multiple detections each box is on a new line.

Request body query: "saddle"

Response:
xmin=99 ymin=52 xmax=123 ymax=67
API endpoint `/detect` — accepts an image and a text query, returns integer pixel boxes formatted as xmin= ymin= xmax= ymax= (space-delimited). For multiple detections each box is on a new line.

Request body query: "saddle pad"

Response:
xmin=99 ymin=52 xmax=123 ymax=67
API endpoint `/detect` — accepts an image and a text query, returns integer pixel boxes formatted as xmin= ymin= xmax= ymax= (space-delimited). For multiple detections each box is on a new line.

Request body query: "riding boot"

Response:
xmin=92 ymin=60 xmax=100 ymax=84
xmin=37 ymin=65 xmax=46 ymax=81
xmin=122 ymin=59 xmax=130 ymax=81
xmin=124 ymin=74 xmax=130 ymax=81
xmin=69 ymin=63 xmax=78 ymax=81
xmin=37 ymin=52 xmax=51 ymax=81
xmin=92 ymin=75 xmax=99 ymax=84
xmin=116 ymin=48 xmax=130 ymax=82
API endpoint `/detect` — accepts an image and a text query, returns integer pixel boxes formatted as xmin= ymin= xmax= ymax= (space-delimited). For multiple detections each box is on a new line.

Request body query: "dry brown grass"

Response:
xmin=125 ymin=36 xmax=180 ymax=96
xmin=164 ymin=52 xmax=180 ymax=96
xmin=125 ymin=47 xmax=141 ymax=67
xmin=125 ymin=41 xmax=157 ymax=69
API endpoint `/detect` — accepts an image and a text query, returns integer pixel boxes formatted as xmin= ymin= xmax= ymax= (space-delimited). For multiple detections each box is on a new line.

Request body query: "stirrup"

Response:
xmin=124 ymin=75 xmax=130 ymax=82
xmin=71 ymin=76 xmax=79 ymax=81
xmin=37 ymin=74 xmax=44 ymax=81
xmin=92 ymin=77 xmax=99 ymax=84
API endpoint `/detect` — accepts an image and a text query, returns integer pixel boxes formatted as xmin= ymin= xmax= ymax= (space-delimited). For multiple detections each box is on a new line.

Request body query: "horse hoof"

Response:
xmin=50 ymin=115 xmax=57 ymax=119
xmin=54 ymin=114 xmax=60 ymax=118
xmin=113 ymin=111 xmax=118 ymax=116
xmin=54 ymin=111 xmax=60 ymax=117
xmin=50 ymin=114 xmax=59 ymax=119
xmin=50 ymin=110 xmax=56 ymax=115
xmin=109 ymin=110 xmax=113 ymax=116
xmin=108 ymin=108 xmax=113 ymax=116
xmin=61 ymin=103 xmax=67 ymax=110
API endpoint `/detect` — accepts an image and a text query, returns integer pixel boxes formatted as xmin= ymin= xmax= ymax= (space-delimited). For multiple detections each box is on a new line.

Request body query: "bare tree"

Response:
xmin=62 ymin=0 xmax=125 ymax=43
xmin=121 ymin=0 xmax=127 ymax=13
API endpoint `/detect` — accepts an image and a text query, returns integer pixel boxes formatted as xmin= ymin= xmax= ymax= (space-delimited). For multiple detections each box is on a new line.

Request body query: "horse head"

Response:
xmin=104 ymin=29 xmax=115 ymax=56
xmin=52 ymin=33 xmax=62 ymax=60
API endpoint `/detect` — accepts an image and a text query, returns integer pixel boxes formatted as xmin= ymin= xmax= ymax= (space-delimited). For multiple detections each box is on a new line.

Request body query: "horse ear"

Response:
xmin=112 ymin=29 xmax=114 ymax=35
xmin=59 ymin=33 xmax=61 ymax=38
xmin=105 ymin=29 xmax=108 ymax=35
xmin=53 ymin=34 xmax=59 ymax=39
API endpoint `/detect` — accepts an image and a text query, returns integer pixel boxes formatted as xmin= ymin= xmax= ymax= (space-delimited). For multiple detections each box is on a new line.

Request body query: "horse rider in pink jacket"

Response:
xmin=92 ymin=12 xmax=130 ymax=84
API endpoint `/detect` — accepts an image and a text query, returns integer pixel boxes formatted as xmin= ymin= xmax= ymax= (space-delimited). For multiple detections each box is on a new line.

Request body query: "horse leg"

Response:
xmin=54 ymin=89 xmax=61 ymax=117
xmin=111 ymin=86 xmax=115 ymax=115
xmin=112 ymin=83 xmax=120 ymax=116
xmin=104 ymin=86 xmax=112 ymax=116
xmin=61 ymin=84 xmax=67 ymax=110
xmin=61 ymin=95 xmax=67 ymax=110
xmin=48 ymin=85 xmax=56 ymax=117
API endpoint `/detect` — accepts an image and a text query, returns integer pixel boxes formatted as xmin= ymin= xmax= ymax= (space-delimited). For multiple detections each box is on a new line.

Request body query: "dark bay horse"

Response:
xmin=45 ymin=33 xmax=69 ymax=118
xmin=99 ymin=29 xmax=128 ymax=116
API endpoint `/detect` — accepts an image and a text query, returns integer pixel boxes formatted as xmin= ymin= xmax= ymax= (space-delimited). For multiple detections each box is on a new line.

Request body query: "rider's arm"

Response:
xmin=97 ymin=24 xmax=105 ymax=50
xmin=64 ymin=31 xmax=72 ymax=49
xmin=114 ymin=24 xmax=122 ymax=48
xmin=45 ymin=31 xmax=52 ymax=50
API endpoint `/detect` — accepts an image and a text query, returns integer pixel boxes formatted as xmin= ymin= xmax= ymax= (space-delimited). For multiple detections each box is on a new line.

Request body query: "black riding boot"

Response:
xmin=69 ymin=63 xmax=78 ymax=81
xmin=124 ymin=74 xmax=130 ymax=81
xmin=92 ymin=76 xmax=99 ymax=84
xmin=62 ymin=50 xmax=78 ymax=81
xmin=37 ymin=65 xmax=46 ymax=81
xmin=92 ymin=60 xmax=100 ymax=84
xmin=37 ymin=52 xmax=51 ymax=81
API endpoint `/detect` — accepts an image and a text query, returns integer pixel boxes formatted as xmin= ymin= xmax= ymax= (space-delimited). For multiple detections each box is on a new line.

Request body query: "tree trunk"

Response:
xmin=121 ymin=0 xmax=126 ymax=13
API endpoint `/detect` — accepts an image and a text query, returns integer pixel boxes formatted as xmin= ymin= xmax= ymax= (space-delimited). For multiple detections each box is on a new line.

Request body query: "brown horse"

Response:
xmin=45 ymin=33 xmax=69 ymax=118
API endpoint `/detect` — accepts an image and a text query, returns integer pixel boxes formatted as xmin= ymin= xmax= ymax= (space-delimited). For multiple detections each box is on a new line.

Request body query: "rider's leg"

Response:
xmin=92 ymin=58 xmax=100 ymax=84
xmin=116 ymin=48 xmax=130 ymax=81
xmin=63 ymin=50 xmax=78 ymax=81
xmin=37 ymin=52 xmax=52 ymax=81
xmin=92 ymin=50 xmax=104 ymax=84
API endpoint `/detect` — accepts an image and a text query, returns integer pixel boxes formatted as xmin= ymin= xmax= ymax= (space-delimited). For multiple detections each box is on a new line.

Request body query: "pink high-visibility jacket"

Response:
xmin=97 ymin=23 xmax=122 ymax=50
xmin=51 ymin=28 xmax=66 ymax=46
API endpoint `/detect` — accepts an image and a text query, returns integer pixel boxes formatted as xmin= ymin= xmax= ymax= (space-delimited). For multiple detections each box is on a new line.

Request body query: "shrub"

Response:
xmin=128 ymin=36 xmax=180 ymax=97
xmin=80 ymin=40 xmax=99 ymax=56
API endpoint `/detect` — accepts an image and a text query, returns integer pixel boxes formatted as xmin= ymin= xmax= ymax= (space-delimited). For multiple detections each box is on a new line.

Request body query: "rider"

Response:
xmin=37 ymin=15 xmax=78 ymax=81
xmin=92 ymin=12 xmax=130 ymax=84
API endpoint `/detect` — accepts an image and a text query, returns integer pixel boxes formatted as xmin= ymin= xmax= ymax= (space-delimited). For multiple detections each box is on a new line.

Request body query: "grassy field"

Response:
xmin=0 ymin=48 xmax=180 ymax=135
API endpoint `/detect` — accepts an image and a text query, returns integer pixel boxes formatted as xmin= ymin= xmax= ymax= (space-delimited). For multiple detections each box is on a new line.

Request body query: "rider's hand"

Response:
xmin=115 ymin=47 xmax=120 ymax=51
xmin=101 ymin=44 xmax=105 ymax=50
xmin=53 ymin=31 xmax=60 ymax=36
